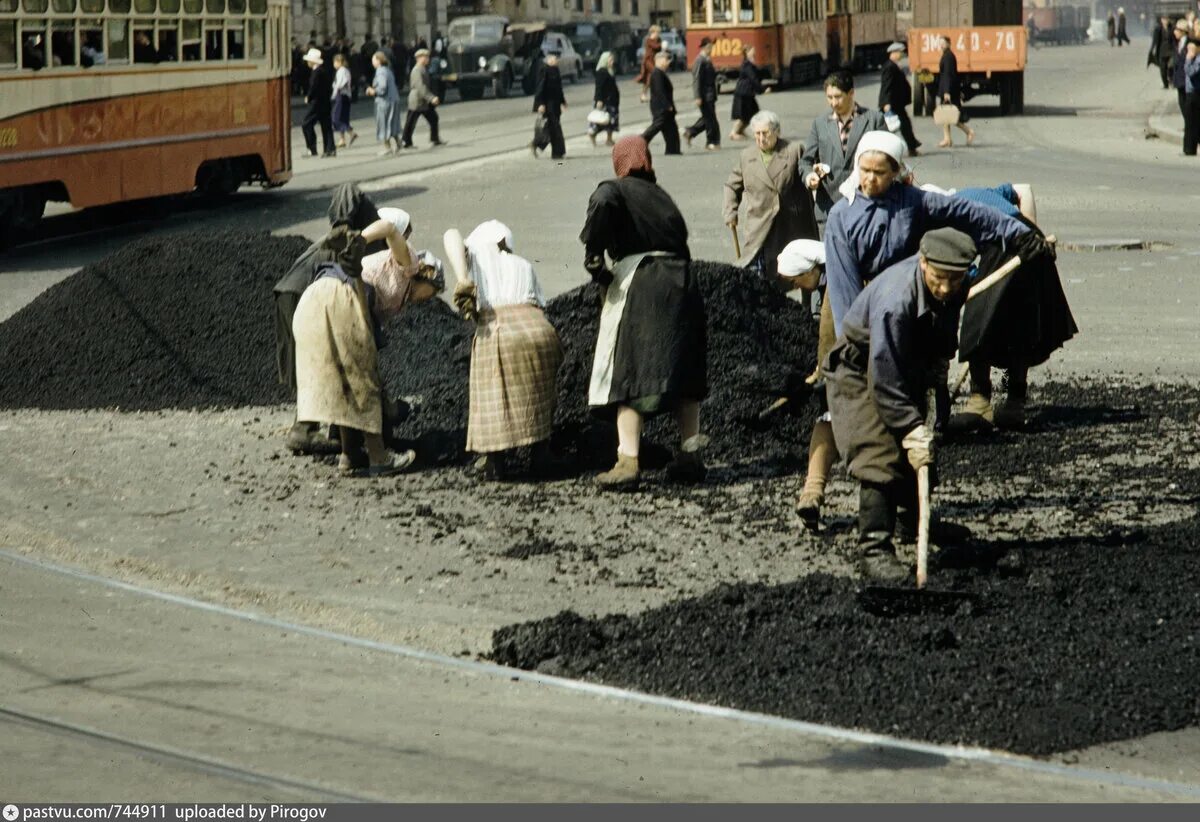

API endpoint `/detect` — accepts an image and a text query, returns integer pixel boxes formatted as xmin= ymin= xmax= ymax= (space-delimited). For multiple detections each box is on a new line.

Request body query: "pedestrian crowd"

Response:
xmin=273 ymin=33 xmax=1078 ymax=586
xmin=1149 ymin=11 xmax=1200 ymax=155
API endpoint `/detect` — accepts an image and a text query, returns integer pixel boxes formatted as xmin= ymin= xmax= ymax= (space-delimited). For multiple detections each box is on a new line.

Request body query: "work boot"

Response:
xmin=994 ymin=397 xmax=1026 ymax=430
xmin=858 ymin=484 xmax=909 ymax=583
xmin=286 ymin=421 xmax=317 ymax=453
xmin=596 ymin=453 xmax=639 ymax=488
xmin=795 ymin=489 xmax=823 ymax=532
xmin=949 ymin=392 xmax=994 ymax=431
xmin=666 ymin=434 xmax=708 ymax=484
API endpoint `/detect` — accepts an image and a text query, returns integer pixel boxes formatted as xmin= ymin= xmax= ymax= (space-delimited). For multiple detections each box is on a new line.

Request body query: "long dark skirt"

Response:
xmin=599 ymin=256 xmax=708 ymax=417
xmin=731 ymin=93 xmax=758 ymax=123
xmin=332 ymin=94 xmax=352 ymax=133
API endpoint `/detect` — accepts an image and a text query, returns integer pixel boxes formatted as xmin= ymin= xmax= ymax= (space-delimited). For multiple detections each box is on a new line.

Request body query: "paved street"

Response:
xmin=2 ymin=40 xmax=1200 ymax=801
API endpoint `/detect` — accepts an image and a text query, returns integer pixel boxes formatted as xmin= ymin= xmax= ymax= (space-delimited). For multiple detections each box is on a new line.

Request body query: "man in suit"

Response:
xmin=723 ymin=110 xmax=819 ymax=279
xmin=532 ymin=50 xmax=568 ymax=159
xmin=683 ymin=37 xmax=720 ymax=151
xmin=800 ymin=71 xmax=888 ymax=226
xmin=1150 ymin=16 xmax=1173 ymax=89
xmin=301 ymin=47 xmax=336 ymax=157
xmin=936 ymin=35 xmax=975 ymax=148
xmin=879 ymin=42 xmax=920 ymax=156
xmin=402 ymin=48 xmax=442 ymax=148
xmin=641 ymin=51 xmax=681 ymax=155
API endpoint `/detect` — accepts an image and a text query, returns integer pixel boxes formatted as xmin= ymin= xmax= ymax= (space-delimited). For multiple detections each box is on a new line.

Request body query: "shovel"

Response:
xmin=916 ymin=464 xmax=931 ymax=588
xmin=731 ymin=225 xmax=741 ymax=261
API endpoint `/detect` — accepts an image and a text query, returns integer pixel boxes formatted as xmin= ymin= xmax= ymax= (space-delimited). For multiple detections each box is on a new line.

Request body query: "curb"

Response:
xmin=1146 ymin=98 xmax=1182 ymax=142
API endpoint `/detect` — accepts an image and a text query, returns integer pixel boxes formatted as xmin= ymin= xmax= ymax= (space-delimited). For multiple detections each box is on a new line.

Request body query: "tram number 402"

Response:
xmin=919 ymin=31 xmax=1018 ymax=53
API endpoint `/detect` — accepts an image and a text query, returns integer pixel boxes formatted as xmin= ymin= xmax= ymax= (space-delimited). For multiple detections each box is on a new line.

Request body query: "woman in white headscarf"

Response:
xmin=361 ymin=207 xmax=444 ymax=318
xmin=444 ymin=220 xmax=563 ymax=479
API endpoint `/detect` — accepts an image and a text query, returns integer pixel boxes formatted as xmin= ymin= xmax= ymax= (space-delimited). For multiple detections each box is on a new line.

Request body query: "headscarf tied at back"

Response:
xmin=612 ymin=136 xmax=655 ymax=183
xmin=464 ymin=220 xmax=541 ymax=307
xmin=838 ymin=130 xmax=909 ymax=203
xmin=327 ymin=183 xmax=380 ymax=231
xmin=318 ymin=225 xmax=367 ymax=278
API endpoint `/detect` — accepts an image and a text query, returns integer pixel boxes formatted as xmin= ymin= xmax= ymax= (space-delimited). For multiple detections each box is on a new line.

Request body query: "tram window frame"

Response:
xmin=689 ymin=0 xmax=706 ymax=26
xmin=0 ymin=0 xmax=17 ymax=11
xmin=160 ymin=0 xmax=179 ymax=9
xmin=762 ymin=0 xmax=771 ymax=22
xmin=80 ymin=19 xmax=105 ymax=66
xmin=107 ymin=17 xmax=128 ymax=60
xmin=227 ymin=0 xmax=244 ymax=12
xmin=109 ymin=0 xmax=130 ymax=12
xmin=22 ymin=0 xmax=48 ymax=12
xmin=248 ymin=0 xmax=264 ymax=11
xmin=134 ymin=0 xmax=154 ymax=12
xmin=204 ymin=22 xmax=222 ymax=58
xmin=50 ymin=17 xmax=77 ymax=66
xmin=0 ymin=19 xmax=16 ymax=67
xmin=80 ymin=0 xmax=102 ymax=10
xmin=132 ymin=25 xmax=157 ymax=62
xmin=205 ymin=0 xmax=223 ymax=12
xmin=737 ymin=0 xmax=753 ymax=23
xmin=247 ymin=16 xmax=263 ymax=57
xmin=181 ymin=16 xmax=200 ymax=59
xmin=157 ymin=19 xmax=178 ymax=60
xmin=51 ymin=0 xmax=75 ymax=11
xmin=225 ymin=20 xmax=244 ymax=59
xmin=713 ymin=0 xmax=732 ymax=24
xmin=182 ymin=0 xmax=200 ymax=10
xmin=20 ymin=20 xmax=47 ymax=69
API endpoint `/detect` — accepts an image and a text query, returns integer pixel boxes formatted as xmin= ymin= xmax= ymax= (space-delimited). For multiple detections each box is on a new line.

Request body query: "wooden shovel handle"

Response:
xmin=917 ymin=464 xmax=931 ymax=589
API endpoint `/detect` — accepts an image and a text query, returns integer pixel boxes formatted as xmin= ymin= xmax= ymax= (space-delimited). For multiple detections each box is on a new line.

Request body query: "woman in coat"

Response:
xmin=366 ymin=50 xmax=402 ymax=154
xmin=589 ymin=51 xmax=620 ymax=147
xmin=580 ymin=136 xmax=708 ymax=488
xmin=331 ymin=53 xmax=357 ymax=148
xmin=635 ymin=25 xmax=661 ymax=103
xmin=722 ymin=110 xmax=819 ymax=279
xmin=729 ymin=46 xmax=767 ymax=140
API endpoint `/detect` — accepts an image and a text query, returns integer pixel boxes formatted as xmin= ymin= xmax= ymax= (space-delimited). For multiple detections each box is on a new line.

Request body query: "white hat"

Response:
xmin=377 ymin=207 xmax=410 ymax=235
xmin=887 ymin=42 xmax=906 ymax=54
xmin=839 ymin=130 xmax=910 ymax=203
xmin=303 ymin=47 xmax=323 ymax=65
xmin=777 ymin=240 xmax=826 ymax=278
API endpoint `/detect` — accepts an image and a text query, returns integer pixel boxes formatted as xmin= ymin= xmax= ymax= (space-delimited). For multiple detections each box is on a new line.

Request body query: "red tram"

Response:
xmin=0 ymin=0 xmax=292 ymax=246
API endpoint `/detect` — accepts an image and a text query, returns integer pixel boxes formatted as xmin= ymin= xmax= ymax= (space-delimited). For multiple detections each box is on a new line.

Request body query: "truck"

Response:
xmin=908 ymin=0 xmax=1027 ymax=116
xmin=442 ymin=15 xmax=547 ymax=100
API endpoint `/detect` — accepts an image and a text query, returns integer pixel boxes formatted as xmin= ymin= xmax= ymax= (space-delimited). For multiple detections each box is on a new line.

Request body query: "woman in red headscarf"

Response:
xmin=579 ymin=136 xmax=708 ymax=488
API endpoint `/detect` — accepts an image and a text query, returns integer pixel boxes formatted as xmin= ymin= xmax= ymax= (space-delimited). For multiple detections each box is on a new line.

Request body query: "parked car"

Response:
xmin=443 ymin=15 xmax=546 ymax=100
xmin=540 ymin=31 xmax=583 ymax=83
xmin=635 ymin=29 xmax=687 ymax=70
xmin=550 ymin=20 xmax=636 ymax=74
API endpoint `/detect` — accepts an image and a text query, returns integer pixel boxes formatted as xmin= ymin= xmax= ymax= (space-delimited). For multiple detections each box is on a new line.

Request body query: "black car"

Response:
xmin=550 ymin=20 xmax=636 ymax=75
xmin=443 ymin=15 xmax=546 ymax=99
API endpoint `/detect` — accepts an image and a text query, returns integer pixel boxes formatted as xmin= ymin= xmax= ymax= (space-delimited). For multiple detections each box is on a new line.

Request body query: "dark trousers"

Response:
xmin=642 ymin=111 xmax=681 ymax=154
xmin=1179 ymin=88 xmax=1187 ymax=118
xmin=535 ymin=112 xmax=566 ymax=158
xmin=1159 ymin=58 xmax=1172 ymax=89
xmin=969 ymin=361 xmax=1029 ymax=402
xmin=684 ymin=100 xmax=720 ymax=146
xmin=302 ymin=105 xmax=335 ymax=155
xmin=892 ymin=106 xmax=921 ymax=153
xmin=402 ymin=106 xmax=440 ymax=146
xmin=1184 ymin=92 xmax=1200 ymax=156
xmin=859 ymin=478 xmax=919 ymax=553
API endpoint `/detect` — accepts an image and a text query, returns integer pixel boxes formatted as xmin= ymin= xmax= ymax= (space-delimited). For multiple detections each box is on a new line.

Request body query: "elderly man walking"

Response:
xmin=723 ymin=110 xmax=819 ymax=278
xmin=683 ymin=37 xmax=720 ymax=151
xmin=401 ymin=48 xmax=442 ymax=149
xmin=800 ymin=71 xmax=887 ymax=227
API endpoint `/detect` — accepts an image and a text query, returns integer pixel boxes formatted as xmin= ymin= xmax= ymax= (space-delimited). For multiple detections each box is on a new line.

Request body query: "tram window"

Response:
xmin=205 ymin=0 xmax=223 ymax=12
xmin=0 ymin=0 xmax=15 ymax=11
xmin=738 ymin=0 xmax=754 ymax=22
xmin=689 ymin=0 xmax=706 ymax=26
xmin=228 ymin=0 xmax=244 ymax=12
xmin=80 ymin=21 xmax=105 ymax=66
xmin=762 ymin=0 xmax=772 ymax=22
xmin=204 ymin=25 xmax=222 ymax=58
xmin=0 ymin=22 xmax=16 ymax=68
xmin=51 ymin=19 xmax=76 ymax=66
xmin=248 ymin=0 xmax=265 ymax=11
xmin=247 ymin=18 xmax=264 ymax=57
xmin=134 ymin=0 xmax=154 ymax=11
xmin=226 ymin=24 xmax=244 ymax=59
xmin=107 ymin=18 xmax=128 ymax=60
xmin=22 ymin=0 xmax=48 ymax=12
xmin=713 ymin=0 xmax=732 ymax=23
xmin=51 ymin=0 xmax=75 ymax=11
xmin=80 ymin=0 xmax=102 ymax=10
xmin=161 ymin=0 xmax=179 ymax=9
xmin=21 ymin=25 xmax=46 ymax=69
xmin=181 ymin=18 xmax=200 ymax=60
xmin=133 ymin=28 xmax=158 ymax=61
xmin=109 ymin=0 xmax=130 ymax=12
xmin=157 ymin=22 xmax=178 ymax=60
xmin=183 ymin=0 xmax=200 ymax=10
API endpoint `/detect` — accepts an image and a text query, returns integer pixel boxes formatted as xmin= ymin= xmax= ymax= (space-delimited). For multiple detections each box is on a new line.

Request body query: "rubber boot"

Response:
xmin=666 ymin=434 xmax=708 ymax=484
xmin=858 ymin=483 xmax=909 ymax=583
xmin=596 ymin=453 xmax=639 ymax=488
xmin=796 ymin=421 xmax=837 ymax=530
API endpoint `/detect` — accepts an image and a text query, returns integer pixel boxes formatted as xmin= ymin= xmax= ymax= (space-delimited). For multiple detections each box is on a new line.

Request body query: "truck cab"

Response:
xmin=443 ymin=15 xmax=546 ymax=100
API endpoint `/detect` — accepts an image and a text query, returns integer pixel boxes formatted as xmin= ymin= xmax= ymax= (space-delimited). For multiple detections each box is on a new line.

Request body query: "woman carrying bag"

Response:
xmin=588 ymin=51 xmax=620 ymax=148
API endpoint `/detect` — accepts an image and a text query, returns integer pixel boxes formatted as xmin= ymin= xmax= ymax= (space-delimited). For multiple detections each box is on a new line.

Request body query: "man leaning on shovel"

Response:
xmin=824 ymin=228 xmax=978 ymax=583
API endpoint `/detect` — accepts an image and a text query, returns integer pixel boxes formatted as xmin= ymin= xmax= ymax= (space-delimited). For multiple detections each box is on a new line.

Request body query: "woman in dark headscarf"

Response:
xmin=580 ymin=136 xmax=708 ymax=488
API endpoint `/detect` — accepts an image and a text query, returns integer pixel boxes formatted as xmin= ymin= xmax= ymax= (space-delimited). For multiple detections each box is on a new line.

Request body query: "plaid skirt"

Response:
xmin=467 ymin=304 xmax=563 ymax=454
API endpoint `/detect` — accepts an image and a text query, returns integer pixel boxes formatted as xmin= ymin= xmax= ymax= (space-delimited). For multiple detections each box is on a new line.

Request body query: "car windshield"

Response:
xmin=449 ymin=19 xmax=503 ymax=44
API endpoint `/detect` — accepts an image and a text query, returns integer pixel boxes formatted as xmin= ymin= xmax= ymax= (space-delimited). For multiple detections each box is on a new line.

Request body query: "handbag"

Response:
xmin=883 ymin=111 xmax=901 ymax=133
xmin=533 ymin=113 xmax=548 ymax=144
xmin=933 ymin=103 xmax=960 ymax=126
xmin=587 ymin=108 xmax=612 ymax=127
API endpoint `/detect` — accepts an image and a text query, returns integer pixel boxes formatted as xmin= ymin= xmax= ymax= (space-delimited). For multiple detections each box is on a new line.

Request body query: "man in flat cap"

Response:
xmin=683 ymin=37 xmax=720 ymax=151
xmin=402 ymin=48 xmax=442 ymax=149
xmin=878 ymin=42 xmax=920 ymax=157
xmin=824 ymin=228 xmax=976 ymax=582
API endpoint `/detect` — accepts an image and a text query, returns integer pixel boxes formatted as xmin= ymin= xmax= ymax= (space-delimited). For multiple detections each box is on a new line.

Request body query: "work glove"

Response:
xmin=901 ymin=424 xmax=936 ymax=471
xmin=1013 ymin=230 xmax=1056 ymax=263
xmin=453 ymin=280 xmax=478 ymax=322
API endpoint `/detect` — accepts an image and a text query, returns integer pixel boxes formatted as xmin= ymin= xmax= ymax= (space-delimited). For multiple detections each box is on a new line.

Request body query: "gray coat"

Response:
xmin=799 ymin=104 xmax=888 ymax=223
xmin=408 ymin=63 xmax=436 ymax=110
